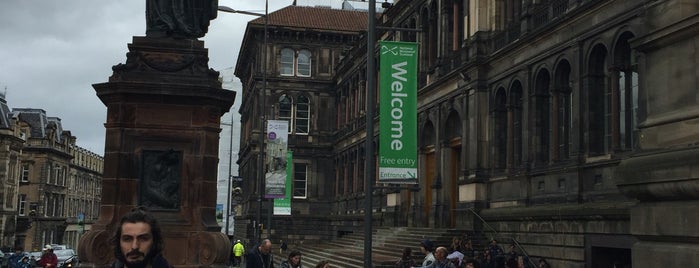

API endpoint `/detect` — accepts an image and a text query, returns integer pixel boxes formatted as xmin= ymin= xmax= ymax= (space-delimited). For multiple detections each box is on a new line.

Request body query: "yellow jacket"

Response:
xmin=233 ymin=242 xmax=245 ymax=257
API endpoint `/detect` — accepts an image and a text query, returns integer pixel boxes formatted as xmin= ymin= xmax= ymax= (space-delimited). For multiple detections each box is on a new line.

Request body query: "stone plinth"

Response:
xmin=78 ymin=36 xmax=234 ymax=267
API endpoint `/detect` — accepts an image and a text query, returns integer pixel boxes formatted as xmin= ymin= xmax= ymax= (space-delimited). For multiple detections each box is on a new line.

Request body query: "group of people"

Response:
xmin=229 ymin=238 xmax=331 ymax=268
xmin=103 ymin=207 xmax=333 ymax=268
xmin=396 ymin=236 xmax=550 ymax=268
xmin=4 ymin=208 xmax=555 ymax=268
xmin=7 ymin=245 xmax=64 ymax=268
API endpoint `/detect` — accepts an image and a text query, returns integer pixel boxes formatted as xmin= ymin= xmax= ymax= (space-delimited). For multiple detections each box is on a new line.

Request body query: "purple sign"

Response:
xmin=268 ymin=132 xmax=277 ymax=140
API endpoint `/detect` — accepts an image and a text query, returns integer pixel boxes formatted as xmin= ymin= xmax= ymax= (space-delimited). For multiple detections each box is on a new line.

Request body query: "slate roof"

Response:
xmin=248 ymin=5 xmax=369 ymax=32
xmin=11 ymin=108 xmax=65 ymax=143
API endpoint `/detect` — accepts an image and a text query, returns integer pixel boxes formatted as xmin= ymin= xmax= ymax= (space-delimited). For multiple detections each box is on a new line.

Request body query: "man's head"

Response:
xmin=111 ymin=207 xmax=164 ymax=268
xmin=434 ymin=247 xmax=449 ymax=261
xmin=43 ymin=245 xmax=53 ymax=254
xmin=419 ymin=239 xmax=434 ymax=253
xmin=258 ymin=239 xmax=273 ymax=255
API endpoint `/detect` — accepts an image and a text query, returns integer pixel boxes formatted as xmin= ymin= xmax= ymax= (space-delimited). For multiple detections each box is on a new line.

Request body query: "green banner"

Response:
xmin=274 ymin=151 xmax=292 ymax=215
xmin=379 ymin=41 xmax=418 ymax=183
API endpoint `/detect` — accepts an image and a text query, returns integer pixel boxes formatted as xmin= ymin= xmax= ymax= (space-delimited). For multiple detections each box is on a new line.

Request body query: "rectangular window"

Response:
xmin=18 ymin=195 xmax=26 ymax=216
xmin=295 ymin=97 xmax=310 ymax=135
xmin=21 ymin=164 xmax=30 ymax=182
xmin=293 ymin=163 xmax=308 ymax=199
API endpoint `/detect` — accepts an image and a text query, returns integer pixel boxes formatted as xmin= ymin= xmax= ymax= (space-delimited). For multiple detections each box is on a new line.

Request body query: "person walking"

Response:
xmin=246 ymin=239 xmax=274 ymax=268
xmin=279 ymin=240 xmax=288 ymax=256
xmin=233 ymin=239 xmax=246 ymax=267
xmin=279 ymin=250 xmax=302 ymax=268
xmin=411 ymin=239 xmax=435 ymax=268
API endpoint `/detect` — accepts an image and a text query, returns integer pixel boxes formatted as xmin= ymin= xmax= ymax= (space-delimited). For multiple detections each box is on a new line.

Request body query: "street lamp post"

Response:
xmin=222 ymin=115 xmax=234 ymax=238
xmin=364 ymin=1 xmax=377 ymax=267
xmin=218 ymin=1 xmax=268 ymax=244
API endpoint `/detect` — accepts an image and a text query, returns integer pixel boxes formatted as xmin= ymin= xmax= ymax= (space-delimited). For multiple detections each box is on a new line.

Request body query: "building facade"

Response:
xmin=235 ymin=0 xmax=699 ymax=266
xmin=9 ymin=108 xmax=103 ymax=251
xmin=234 ymin=5 xmax=369 ymax=242
xmin=0 ymin=95 xmax=25 ymax=248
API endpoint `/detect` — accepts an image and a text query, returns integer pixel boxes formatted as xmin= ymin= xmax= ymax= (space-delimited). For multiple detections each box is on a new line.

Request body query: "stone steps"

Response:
xmin=292 ymin=227 xmax=473 ymax=268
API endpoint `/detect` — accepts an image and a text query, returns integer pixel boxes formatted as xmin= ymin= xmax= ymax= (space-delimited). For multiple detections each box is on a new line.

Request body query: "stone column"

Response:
xmin=78 ymin=36 xmax=234 ymax=267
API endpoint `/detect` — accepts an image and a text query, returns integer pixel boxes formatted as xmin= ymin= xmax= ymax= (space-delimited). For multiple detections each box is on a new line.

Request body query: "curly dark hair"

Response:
xmin=111 ymin=207 xmax=164 ymax=263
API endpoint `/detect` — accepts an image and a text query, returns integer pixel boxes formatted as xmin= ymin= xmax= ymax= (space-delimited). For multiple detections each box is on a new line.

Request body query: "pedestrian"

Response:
xmin=280 ymin=240 xmax=288 ymax=255
xmin=30 ymin=256 xmax=38 ymax=268
xmin=110 ymin=207 xmax=173 ymax=268
xmin=38 ymin=245 xmax=57 ymax=268
xmin=246 ymin=239 xmax=274 ymax=268
xmin=433 ymin=247 xmax=455 ymax=268
xmin=450 ymin=236 xmax=463 ymax=253
xmin=314 ymin=260 xmax=330 ymax=268
xmin=411 ymin=239 xmax=435 ymax=268
xmin=395 ymin=247 xmax=415 ymax=268
xmin=233 ymin=239 xmax=246 ymax=267
xmin=18 ymin=256 xmax=32 ymax=268
xmin=279 ymin=250 xmax=302 ymax=268
xmin=9 ymin=246 xmax=25 ymax=268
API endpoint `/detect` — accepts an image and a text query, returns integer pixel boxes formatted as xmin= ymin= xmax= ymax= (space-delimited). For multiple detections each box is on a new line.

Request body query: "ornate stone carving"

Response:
xmin=140 ymin=150 xmax=182 ymax=211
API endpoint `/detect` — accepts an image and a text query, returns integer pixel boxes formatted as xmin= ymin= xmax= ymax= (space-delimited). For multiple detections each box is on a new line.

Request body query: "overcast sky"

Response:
xmin=0 ymin=0 xmax=290 ymax=155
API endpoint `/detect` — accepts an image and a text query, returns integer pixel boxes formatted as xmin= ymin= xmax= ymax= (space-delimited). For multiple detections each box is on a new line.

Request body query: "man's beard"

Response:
xmin=117 ymin=249 xmax=156 ymax=268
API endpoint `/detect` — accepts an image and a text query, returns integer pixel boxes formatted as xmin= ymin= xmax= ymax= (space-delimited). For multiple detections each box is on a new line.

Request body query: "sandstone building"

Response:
xmin=234 ymin=1 xmax=699 ymax=266
xmin=0 ymin=100 xmax=103 ymax=251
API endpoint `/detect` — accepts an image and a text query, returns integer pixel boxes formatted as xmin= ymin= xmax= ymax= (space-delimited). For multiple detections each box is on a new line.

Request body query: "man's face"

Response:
xmin=119 ymin=222 xmax=154 ymax=267
xmin=434 ymin=249 xmax=446 ymax=261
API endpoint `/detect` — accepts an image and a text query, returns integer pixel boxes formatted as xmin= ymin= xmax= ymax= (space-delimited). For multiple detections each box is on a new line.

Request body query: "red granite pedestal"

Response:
xmin=78 ymin=36 xmax=234 ymax=267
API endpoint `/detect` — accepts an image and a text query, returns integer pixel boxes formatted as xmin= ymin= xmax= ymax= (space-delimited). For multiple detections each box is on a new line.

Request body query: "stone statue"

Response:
xmin=146 ymin=0 xmax=218 ymax=39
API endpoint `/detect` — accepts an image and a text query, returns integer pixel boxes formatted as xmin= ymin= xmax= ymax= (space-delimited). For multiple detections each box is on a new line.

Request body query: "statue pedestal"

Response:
xmin=78 ymin=36 xmax=234 ymax=267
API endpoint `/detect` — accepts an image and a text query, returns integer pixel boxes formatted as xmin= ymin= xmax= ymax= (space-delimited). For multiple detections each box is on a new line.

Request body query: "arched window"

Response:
xmin=297 ymin=49 xmax=312 ymax=77
xmin=614 ymin=32 xmax=638 ymax=151
xmin=554 ymin=60 xmax=572 ymax=160
xmin=511 ymin=82 xmax=524 ymax=168
xmin=295 ymin=95 xmax=310 ymax=134
xmin=534 ymin=70 xmax=551 ymax=165
xmin=277 ymin=94 xmax=312 ymax=135
xmin=494 ymin=88 xmax=508 ymax=170
xmin=588 ymin=44 xmax=608 ymax=156
xmin=281 ymin=48 xmax=295 ymax=76
xmin=278 ymin=94 xmax=293 ymax=132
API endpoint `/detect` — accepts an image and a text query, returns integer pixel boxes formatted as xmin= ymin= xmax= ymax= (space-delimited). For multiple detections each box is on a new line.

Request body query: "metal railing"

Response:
xmin=468 ymin=208 xmax=538 ymax=268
